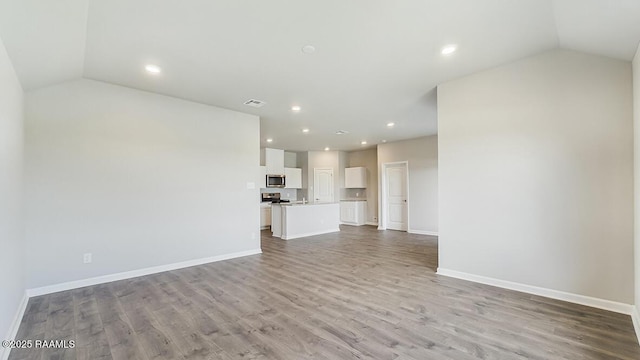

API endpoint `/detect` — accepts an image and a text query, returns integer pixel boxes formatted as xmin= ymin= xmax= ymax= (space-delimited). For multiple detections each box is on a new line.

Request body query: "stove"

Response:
xmin=261 ymin=193 xmax=290 ymax=203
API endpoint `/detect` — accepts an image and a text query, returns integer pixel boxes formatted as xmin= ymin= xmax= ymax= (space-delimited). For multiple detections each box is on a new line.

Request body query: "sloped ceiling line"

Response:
xmin=1 ymin=0 xmax=639 ymax=150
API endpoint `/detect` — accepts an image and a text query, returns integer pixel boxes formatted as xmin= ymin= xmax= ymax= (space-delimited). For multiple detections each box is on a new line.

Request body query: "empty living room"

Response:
xmin=2 ymin=1 xmax=640 ymax=359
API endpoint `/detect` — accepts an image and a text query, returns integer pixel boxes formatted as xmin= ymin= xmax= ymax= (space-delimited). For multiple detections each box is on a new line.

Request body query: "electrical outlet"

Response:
xmin=83 ymin=253 xmax=92 ymax=264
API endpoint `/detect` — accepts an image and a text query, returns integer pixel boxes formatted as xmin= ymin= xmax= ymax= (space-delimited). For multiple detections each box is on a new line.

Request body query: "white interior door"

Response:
xmin=385 ymin=163 xmax=407 ymax=231
xmin=313 ymin=168 xmax=334 ymax=203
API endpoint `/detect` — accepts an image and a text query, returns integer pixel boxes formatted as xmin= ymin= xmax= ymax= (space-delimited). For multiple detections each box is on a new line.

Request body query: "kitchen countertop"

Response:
xmin=273 ymin=201 xmax=338 ymax=206
xmin=261 ymin=201 xmax=296 ymax=206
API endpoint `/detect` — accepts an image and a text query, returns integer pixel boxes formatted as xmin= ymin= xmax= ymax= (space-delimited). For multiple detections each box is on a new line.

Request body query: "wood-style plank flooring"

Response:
xmin=9 ymin=225 xmax=640 ymax=359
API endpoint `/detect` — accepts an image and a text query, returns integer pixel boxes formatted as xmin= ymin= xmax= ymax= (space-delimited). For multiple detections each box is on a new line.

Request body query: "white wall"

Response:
xmin=346 ymin=148 xmax=378 ymax=224
xmin=439 ymin=49 xmax=633 ymax=303
xmin=24 ymin=79 xmax=260 ymax=289
xmin=0 ymin=34 xmax=25 ymax=353
xmin=633 ymin=44 xmax=640 ymax=324
xmin=338 ymin=151 xmax=348 ymax=200
xmin=377 ymin=136 xmax=438 ymax=234
xmin=296 ymin=151 xmax=309 ymax=200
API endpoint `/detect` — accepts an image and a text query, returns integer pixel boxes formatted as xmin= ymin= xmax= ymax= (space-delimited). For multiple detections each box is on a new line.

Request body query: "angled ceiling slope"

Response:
xmin=0 ymin=0 xmax=639 ymax=151
xmin=0 ymin=0 xmax=89 ymax=90
xmin=553 ymin=0 xmax=640 ymax=60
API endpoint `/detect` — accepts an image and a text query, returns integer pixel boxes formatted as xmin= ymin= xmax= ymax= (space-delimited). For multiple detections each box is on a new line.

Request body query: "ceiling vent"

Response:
xmin=244 ymin=99 xmax=266 ymax=108
xmin=335 ymin=130 xmax=349 ymax=135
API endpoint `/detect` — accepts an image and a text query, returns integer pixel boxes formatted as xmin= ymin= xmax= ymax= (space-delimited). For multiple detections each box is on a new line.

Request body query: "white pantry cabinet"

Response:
xmin=345 ymin=167 xmax=367 ymax=188
xmin=340 ymin=201 xmax=366 ymax=226
xmin=285 ymin=167 xmax=302 ymax=189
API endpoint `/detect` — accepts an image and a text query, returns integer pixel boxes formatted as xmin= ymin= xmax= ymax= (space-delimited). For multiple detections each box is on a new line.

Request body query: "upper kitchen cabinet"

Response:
xmin=285 ymin=167 xmax=302 ymax=189
xmin=261 ymin=148 xmax=285 ymax=175
xmin=345 ymin=167 xmax=367 ymax=188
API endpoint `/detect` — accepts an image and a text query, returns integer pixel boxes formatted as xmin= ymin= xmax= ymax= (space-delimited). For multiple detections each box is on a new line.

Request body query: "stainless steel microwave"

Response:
xmin=266 ymin=174 xmax=286 ymax=188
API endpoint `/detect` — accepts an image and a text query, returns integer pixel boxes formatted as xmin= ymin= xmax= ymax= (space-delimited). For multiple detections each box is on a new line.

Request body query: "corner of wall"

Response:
xmin=0 ymin=32 xmax=27 ymax=359
xmin=632 ymin=305 xmax=640 ymax=346
xmin=632 ymin=40 xmax=640 ymax=345
xmin=0 ymin=293 xmax=28 ymax=360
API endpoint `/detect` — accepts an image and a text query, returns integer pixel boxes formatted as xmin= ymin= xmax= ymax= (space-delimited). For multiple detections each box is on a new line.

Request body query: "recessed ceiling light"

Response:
xmin=387 ymin=122 xmax=395 ymax=127
xmin=145 ymin=64 xmax=162 ymax=74
xmin=382 ymin=140 xmax=387 ymax=143
xmin=324 ymin=147 xmax=330 ymax=151
xmin=441 ymin=45 xmax=457 ymax=55
xmin=302 ymin=128 xmax=309 ymax=133
xmin=291 ymin=105 xmax=301 ymax=112
xmin=361 ymin=141 xmax=367 ymax=145
xmin=266 ymin=138 xmax=273 ymax=143
xmin=302 ymin=45 xmax=316 ymax=54
xmin=335 ymin=130 xmax=349 ymax=135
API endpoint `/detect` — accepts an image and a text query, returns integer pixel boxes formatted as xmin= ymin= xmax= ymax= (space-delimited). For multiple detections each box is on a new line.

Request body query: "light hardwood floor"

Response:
xmin=9 ymin=225 xmax=640 ymax=359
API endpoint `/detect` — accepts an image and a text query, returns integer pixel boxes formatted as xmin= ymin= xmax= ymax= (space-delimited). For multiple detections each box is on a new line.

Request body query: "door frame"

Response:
xmin=379 ymin=161 xmax=409 ymax=231
xmin=313 ymin=167 xmax=334 ymax=202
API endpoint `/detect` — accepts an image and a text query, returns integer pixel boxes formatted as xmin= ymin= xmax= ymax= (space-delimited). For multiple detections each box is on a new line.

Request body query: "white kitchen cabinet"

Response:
xmin=345 ymin=167 xmax=367 ymax=188
xmin=259 ymin=166 xmax=266 ymax=188
xmin=262 ymin=148 xmax=285 ymax=175
xmin=285 ymin=167 xmax=302 ymax=189
xmin=340 ymin=200 xmax=366 ymax=226
xmin=260 ymin=204 xmax=271 ymax=229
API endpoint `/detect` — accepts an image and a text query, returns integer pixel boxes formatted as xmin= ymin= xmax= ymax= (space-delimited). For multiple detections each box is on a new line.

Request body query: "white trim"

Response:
xmin=282 ymin=228 xmax=340 ymax=240
xmin=365 ymin=221 xmax=379 ymax=226
xmin=1 ymin=293 xmax=29 ymax=360
xmin=436 ymin=268 xmax=634 ymax=315
xmin=26 ymin=249 xmax=262 ymax=297
xmin=632 ymin=306 xmax=640 ymax=345
xmin=408 ymin=229 xmax=439 ymax=236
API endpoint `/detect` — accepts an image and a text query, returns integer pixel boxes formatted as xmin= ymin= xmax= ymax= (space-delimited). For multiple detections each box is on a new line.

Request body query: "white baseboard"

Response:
xmin=340 ymin=222 xmax=366 ymax=227
xmin=631 ymin=306 xmax=640 ymax=345
xmin=282 ymin=228 xmax=340 ymax=240
xmin=1 ymin=293 xmax=29 ymax=360
xmin=408 ymin=229 xmax=439 ymax=236
xmin=365 ymin=222 xmax=378 ymax=226
xmin=26 ymin=249 xmax=262 ymax=297
xmin=436 ymin=268 xmax=634 ymax=315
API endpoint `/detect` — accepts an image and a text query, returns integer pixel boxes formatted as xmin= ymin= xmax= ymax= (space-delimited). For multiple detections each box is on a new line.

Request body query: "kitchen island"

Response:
xmin=271 ymin=202 xmax=340 ymax=240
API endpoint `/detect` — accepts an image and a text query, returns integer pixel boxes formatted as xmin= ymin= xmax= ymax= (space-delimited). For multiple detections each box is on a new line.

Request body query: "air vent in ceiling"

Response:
xmin=335 ymin=130 xmax=349 ymax=135
xmin=244 ymin=99 xmax=266 ymax=108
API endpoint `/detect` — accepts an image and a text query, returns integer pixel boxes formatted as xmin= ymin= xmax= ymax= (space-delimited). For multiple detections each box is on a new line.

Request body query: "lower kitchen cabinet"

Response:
xmin=340 ymin=200 xmax=366 ymax=226
xmin=260 ymin=205 xmax=271 ymax=229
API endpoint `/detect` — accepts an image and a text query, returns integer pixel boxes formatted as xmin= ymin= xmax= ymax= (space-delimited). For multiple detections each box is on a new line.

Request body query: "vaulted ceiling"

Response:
xmin=1 ymin=0 xmax=639 ymax=151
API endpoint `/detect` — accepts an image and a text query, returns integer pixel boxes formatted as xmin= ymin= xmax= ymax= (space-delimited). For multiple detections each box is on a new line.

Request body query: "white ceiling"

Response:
xmin=1 ymin=0 xmax=639 ymax=151
xmin=0 ymin=0 xmax=88 ymax=90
